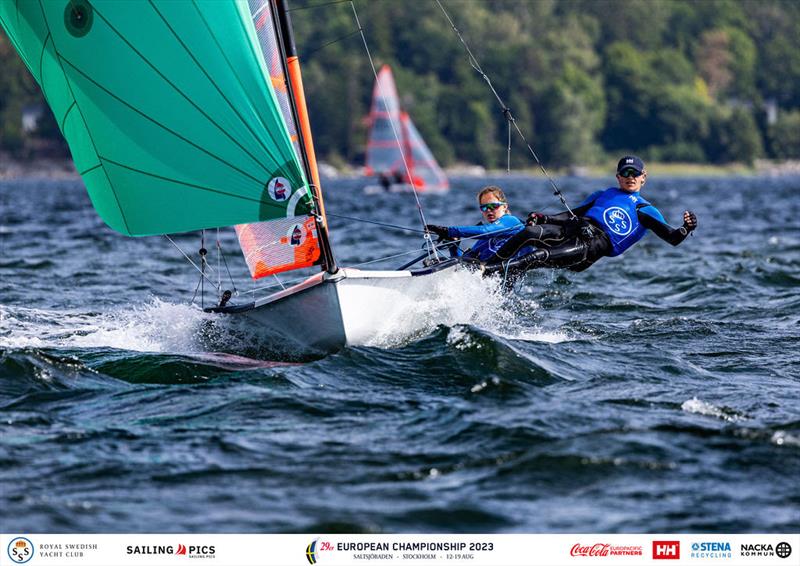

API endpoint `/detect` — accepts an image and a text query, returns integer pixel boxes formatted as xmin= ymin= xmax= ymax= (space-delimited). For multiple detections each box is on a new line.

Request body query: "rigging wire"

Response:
xmin=326 ymin=212 xmax=425 ymax=233
xmin=165 ymin=235 xmax=222 ymax=292
xmin=434 ymin=0 xmax=577 ymax=219
xmin=287 ymin=0 xmax=351 ymax=12
xmin=300 ymin=29 xmax=362 ymax=60
xmin=349 ymin=0 xmax=441 ymax=262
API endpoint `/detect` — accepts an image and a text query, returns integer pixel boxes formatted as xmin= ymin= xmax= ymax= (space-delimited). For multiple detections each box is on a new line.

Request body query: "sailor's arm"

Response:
xmin=638 ymin=207 xmax=697 ymax=245
xmin=526 ymin=191 xmax=600 ymax=225
xmin=426 ymin=218 xmax=520 ymax=240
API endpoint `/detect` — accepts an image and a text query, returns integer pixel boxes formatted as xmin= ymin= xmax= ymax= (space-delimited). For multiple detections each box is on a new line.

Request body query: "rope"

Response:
xmin=216 ymin=233 xmax=238 ymax=295
xmin=434 ymin=0 xmax=576 ymax=219
xmin=349 ymin=1 xmax=441 ymax=261
xmin=164 ymin=235 xmax=222 ymax=292
xmin=301 ymin=29 xmax=362 ymax=60
xmin=287 ymin=0 xmax=351 ymax=12
xmin=326 ymin=212 xmax=425 ymax=233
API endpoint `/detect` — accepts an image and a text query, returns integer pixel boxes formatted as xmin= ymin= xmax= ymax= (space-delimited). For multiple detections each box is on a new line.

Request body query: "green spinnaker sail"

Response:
xmin=0 ymin=0 xmax=311 ymax=236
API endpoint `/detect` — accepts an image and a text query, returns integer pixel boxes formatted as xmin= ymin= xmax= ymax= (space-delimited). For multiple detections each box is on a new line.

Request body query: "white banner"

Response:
xmin=2 ymin=533 xmax=798 ymax=566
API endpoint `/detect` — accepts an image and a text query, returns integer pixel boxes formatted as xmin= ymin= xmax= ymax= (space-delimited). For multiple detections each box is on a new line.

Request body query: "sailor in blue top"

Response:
xmin=484 ymin=156 xmax=697 ymax=275
xmin=425 ymin=186 xmax=529 ymax=262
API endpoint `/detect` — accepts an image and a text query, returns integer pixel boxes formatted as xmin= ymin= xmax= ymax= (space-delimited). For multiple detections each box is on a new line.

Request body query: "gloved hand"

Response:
xmin=425 ymin=224 xmax=450 ymax=239
xmin=527 ymin=212 xmax=548 ymax=225
xmin=683 ymin=210 xmax=697 ymax=232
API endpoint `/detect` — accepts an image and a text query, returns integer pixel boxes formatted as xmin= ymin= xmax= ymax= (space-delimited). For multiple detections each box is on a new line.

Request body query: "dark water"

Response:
xmin=1 ymin=174 xmax=799 ymax=533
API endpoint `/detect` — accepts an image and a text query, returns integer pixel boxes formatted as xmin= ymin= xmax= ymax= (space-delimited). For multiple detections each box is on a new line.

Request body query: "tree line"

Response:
xmin=2 ymin=0 xmax=799 ymax=168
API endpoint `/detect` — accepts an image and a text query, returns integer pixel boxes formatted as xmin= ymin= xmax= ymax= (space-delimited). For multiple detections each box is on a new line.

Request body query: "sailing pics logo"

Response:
xmin=603 ymin=207 xmax=633 ymax=236
xmin=268 ymin=177 xmax=292 ymax=201
xmin=126 ymin=544 xmax=215 ymax=559
xmin=7 ymin=537 xmax=34 ymax=564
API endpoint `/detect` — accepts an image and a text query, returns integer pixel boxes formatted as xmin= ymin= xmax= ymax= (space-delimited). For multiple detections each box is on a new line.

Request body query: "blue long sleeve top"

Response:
xmin=446 ymin=214 xmax=527 ymax=262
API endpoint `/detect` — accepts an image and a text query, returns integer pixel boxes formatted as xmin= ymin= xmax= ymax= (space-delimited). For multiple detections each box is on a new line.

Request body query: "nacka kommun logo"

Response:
xmin=7 ymin=537 xmax=34 ymax=564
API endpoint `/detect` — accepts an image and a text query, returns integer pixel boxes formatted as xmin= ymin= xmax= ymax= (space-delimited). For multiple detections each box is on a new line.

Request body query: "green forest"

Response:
xmin=2 ymin=0 xmax=799 ymax=169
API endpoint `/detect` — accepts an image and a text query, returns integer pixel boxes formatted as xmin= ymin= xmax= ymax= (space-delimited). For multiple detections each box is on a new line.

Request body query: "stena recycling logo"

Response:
xmin=7 ymin=537 xmax=34 ymax=564
xmin=691 ymin=541 xmax=732 ymax=558
xmin=603 ymin=207 xmax=633 ymax=236
xmin=652 ymin=541 xmax=680 ymax=560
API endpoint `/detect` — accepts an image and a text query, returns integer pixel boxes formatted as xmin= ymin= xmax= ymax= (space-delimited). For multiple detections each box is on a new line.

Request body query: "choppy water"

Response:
xmin=1 ymin=174 xmax=799 ymax=533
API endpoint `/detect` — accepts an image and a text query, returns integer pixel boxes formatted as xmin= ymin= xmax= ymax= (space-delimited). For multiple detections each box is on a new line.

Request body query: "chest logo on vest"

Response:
xmin=603 ymin=207 xmax=633 ymax=236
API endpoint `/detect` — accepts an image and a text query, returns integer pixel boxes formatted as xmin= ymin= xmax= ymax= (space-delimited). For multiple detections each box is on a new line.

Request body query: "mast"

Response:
xmin=273 ymin=0 xmax=337 ymax=274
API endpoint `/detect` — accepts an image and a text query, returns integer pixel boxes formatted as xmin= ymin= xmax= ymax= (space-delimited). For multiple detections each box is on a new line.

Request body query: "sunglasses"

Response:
xmin=480 ymin=202 xmax=506 ymax=212
xmin=618 ymin=169 xmax=643 ymax=178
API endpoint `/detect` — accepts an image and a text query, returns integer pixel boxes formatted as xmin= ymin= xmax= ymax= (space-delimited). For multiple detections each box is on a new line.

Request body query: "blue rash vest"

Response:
xmin=446 ymin=214 xmax=527 ymax=262
xmin=581 ymin=187 xmax=667 ymax=256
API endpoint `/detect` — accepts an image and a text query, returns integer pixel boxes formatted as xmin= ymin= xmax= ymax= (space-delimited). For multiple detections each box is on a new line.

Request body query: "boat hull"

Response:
xmin=211 ymin=261 xmax=461 ymax=359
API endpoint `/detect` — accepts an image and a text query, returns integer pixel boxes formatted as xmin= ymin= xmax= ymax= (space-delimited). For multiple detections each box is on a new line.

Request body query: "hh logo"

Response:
xmin=652 ymin=541 xmax=680 ymax=560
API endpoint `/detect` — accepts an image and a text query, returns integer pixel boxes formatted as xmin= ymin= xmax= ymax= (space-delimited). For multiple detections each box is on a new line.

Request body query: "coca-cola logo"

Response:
xmin=571 ymin=543 xmax=644 ymax=557
xmin=571 ymin=544 xmax=610 ymax=557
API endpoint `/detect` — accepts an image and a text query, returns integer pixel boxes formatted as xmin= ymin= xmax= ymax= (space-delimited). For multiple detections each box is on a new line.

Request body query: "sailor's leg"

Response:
xmin=487 ymin=223 xmax=566 ymax=263
xmin=541 ymin=240 xmax=588 ymax=268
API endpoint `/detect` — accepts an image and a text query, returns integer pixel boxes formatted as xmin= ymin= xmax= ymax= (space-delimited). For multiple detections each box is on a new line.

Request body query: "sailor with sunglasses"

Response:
xmin=484 ymin=156 xmax=698 ymax=275
xmin=426 ymin=186 xmax=532 ymax=262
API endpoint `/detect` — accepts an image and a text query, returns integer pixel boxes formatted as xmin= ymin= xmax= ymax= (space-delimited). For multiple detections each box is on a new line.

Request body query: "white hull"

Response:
xmin=214 ymin=261 xmax=462 ymax=359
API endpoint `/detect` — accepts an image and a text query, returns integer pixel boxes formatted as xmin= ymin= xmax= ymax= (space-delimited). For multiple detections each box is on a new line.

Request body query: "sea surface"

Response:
xmin=1 ymin=174 xmax=798 ymax=533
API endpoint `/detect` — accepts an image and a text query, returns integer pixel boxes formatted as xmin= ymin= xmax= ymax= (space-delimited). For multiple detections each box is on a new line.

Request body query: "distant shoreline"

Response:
xmin=2 ymin=157 xmax=799 ymax=181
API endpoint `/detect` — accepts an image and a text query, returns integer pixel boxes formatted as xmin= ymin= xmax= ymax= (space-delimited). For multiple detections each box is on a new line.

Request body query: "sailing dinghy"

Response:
xmin=364 ymin=65 xmax=449 ymax=194
xmin=0 ymin=0 xmax=463 ymax=359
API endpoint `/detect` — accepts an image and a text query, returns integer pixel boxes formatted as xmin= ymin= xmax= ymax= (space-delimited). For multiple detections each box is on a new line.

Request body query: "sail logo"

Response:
xmin=6 ymin=538 xmax=34 ymax=564
xmin=288 ymin=224 xmax=305 ymax=246
xmin=603 ymin=207 xmax=633 ymax=236
xmin=268 ymin=177 xmax=292 ymax=201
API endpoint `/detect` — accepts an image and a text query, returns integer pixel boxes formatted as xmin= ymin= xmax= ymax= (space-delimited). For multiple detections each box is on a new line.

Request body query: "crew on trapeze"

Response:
xmin=425 ymin=156 xmax=698 ymax=277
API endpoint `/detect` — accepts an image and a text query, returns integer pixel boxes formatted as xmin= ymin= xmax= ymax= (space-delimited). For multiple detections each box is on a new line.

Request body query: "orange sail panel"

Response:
xmin=236 ymin=0 xmax=321 ymax=278
xmin=236 ymin=216 xmax=320 ymax=278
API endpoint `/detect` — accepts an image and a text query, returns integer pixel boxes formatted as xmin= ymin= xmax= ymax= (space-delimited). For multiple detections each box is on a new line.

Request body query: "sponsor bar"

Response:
xmin=1 ymin=533 xmax=798 ymax=566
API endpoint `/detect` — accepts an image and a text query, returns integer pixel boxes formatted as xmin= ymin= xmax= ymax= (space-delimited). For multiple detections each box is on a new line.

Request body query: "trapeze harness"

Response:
xmin=483 ymin=188 xmax=691 ymax=275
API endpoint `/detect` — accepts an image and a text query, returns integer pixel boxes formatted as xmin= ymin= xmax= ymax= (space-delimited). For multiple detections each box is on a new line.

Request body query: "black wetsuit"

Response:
xmin=485 ymin=189 xmax=692 ymax=275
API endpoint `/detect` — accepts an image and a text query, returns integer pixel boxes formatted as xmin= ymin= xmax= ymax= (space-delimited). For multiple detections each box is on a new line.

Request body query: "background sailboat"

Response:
xmin=364 ymin=65 xmax=449 ymax=193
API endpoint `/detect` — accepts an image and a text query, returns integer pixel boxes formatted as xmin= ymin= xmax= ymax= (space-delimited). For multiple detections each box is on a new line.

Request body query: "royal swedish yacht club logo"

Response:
xmin=7 ymin=537 xmax=34 ymax=564
xmin=268 ymin=177 xmax=292 ymax=201
xmin=603 ymin=206 xmax=633 ymax=236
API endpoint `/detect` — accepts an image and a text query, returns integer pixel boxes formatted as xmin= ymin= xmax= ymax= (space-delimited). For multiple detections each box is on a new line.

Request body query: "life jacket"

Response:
xmin=583 ymin=188 xmax=653 ymax=256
